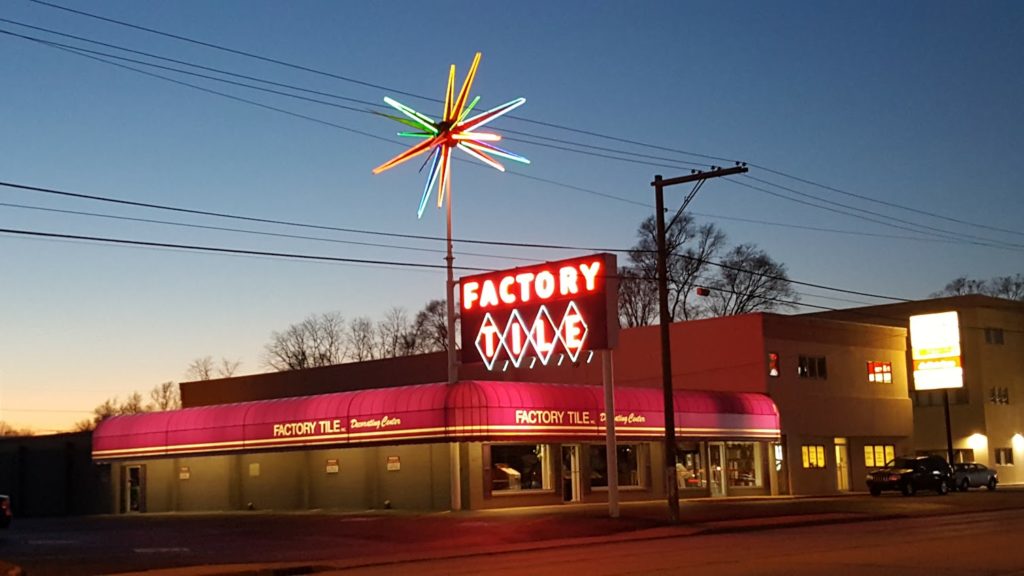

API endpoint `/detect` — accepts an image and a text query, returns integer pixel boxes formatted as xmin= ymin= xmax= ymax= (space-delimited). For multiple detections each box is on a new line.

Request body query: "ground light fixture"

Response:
xmin=372 ymin=51 xmax=529 ymax=218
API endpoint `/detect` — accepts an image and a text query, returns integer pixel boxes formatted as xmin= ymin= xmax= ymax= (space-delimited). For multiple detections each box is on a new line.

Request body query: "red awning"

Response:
xmin=93 ymin=381 xmax=779 ymax=460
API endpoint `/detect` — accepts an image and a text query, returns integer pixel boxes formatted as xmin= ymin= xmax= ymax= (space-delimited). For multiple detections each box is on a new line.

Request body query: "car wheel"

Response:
xmin=987 ymin=478 xmax=997 ymax=491
xmin=938 ymin=480 xmax=949 ymax=495
xmin=901 ymin=482 xmax=916 ymax=496
xmin=959 ymin=478 xmax=970 ymax=492
xmin=870 ymin=487 xmax=881 ymax=497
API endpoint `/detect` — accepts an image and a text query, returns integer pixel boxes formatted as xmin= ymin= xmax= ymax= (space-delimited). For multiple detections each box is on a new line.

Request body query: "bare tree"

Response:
xmin=347 ymin=316 xmax=377 ymax=362
xmin=264 ymin=312 xmax=348 ymax=371
xmin=217 ymin=358 xmax=242 ymax=378
xmin=627 ymin=214 xmax=726 ymax=321
xmin=149 ymin=381 xmax=181 ymax=411
xmin=412 ymin=299 xmax=456 ymax=352
xmin=989 ymin=274 xmax=1024 ymax=300
xmin=0 ymin=421 xmax=32 ymax=436
xmin=706 ymin=244 xmax=799 ymax=316
xmin=185 ymin=356 xmax=215 ymax=381
xmin=931 ymin=274 xmax=1024 ymax=301
xmin=376 ymin=307 xmax=416 ymax=358
xmin=617 ymin=266 xmax=658 ymax=328
xmin=120 ymin=391 xmax=147 ymax=415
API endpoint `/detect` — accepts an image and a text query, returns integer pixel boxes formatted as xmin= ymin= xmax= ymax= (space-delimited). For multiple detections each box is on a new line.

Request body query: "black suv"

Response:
xmin=866 ymin=455 xmax=952 ymax=496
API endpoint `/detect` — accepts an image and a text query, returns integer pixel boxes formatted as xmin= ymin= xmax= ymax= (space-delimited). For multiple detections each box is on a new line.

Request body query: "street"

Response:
xmin=2 ymin=489 xmax=1022 ymax=575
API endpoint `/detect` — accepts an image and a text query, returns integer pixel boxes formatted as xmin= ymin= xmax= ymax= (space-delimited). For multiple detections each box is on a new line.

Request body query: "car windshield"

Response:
xmin=885 ymin=458 xmax=917 ymax=468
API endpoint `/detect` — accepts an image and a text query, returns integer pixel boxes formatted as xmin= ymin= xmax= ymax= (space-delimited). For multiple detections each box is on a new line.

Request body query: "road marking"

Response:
xmin=133 ymin=547 xmax=191 ymax=554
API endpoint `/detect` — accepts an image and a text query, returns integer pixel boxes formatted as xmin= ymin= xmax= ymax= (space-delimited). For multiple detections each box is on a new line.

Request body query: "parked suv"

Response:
xmin=866 ymin=455 xmax=952 ymax=496
xmin=952 ymin=462 xmax=998 ymax=491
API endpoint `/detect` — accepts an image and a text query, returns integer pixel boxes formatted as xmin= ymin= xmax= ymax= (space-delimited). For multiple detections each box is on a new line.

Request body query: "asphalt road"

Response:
xmin=340 ymin=509 xmax=1024 ymax=576
xmin=2 ymin=488 xmax=1022 ymax=575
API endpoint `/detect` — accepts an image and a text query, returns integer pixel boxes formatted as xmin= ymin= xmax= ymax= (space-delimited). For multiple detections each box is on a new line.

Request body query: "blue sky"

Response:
xmin=1 ymin=0 xmax=1021 ymax=431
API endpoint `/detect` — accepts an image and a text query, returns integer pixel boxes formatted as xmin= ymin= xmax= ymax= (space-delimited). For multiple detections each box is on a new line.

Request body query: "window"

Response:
xmin=725 ymin=442 xmax=763 ymax=487
xmin=867 ymin=361 xmax=893 ymax=383
xmin=864 ymin=444 xmax=896 ymax=467
xmin=768 ymin=352 xmax=780 ymax=378
xmin=985 ymin=328 xmax=1005 ymax=345
xmin=801 ymin=445 xmax=826 ymax=468
xmin=490 ymin=444 xmax=552 ymax=492
xmin=988 ymin=387 xmax=1010 ymax=404
xmin=590 ymin=444 xmax=647 ymax=488
xmin=996 ymin=448 xmax=1014 ymax=466
xmin=798 ymin=356 xmax=827 ymax=379
xmin=675 ymin=441 xmax=705 ymax=489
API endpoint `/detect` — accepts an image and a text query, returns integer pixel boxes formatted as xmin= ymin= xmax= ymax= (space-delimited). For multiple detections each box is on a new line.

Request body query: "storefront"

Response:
xmin=93 ymin=380 xmax=780 ymax=512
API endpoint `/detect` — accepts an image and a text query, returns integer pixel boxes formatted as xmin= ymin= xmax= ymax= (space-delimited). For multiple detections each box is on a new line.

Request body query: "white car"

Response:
xmin=952 ymin=463 xmax=997 ymax=491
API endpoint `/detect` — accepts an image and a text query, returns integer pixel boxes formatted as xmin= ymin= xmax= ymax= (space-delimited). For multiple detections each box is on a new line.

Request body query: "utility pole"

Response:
xmin=652 ymin=164 xmax=747 ymax=524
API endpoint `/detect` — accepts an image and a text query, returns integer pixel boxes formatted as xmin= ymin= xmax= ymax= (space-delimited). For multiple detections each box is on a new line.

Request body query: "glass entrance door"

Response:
xmin=709 ymin=442 xmax=727 ymax=497
xmin=834 ymin=438 xmax=850 ymax=491
xmin=125 ymin=465 xmax=143 ymax=513
xmin=561 ymin=445 xmax=580 ymax=502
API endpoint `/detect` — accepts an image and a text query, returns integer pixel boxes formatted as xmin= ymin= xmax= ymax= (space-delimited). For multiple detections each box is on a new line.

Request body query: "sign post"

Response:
xmin=910 ymin=311 xmax=964 ymax=465
xmin=459 ymin=253 xmax=620 ymax=516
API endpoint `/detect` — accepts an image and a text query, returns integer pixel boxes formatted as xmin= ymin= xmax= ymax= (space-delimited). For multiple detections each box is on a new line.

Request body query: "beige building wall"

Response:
xmin=764 ymin=315 xmax=914 ymax=495
xmin=811 ymin=296 xmax=1024 ymax=485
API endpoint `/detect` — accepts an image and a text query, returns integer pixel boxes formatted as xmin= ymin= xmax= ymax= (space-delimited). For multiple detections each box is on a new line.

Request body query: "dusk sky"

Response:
xmin=1 ymin=0 xmax=1021 ymax=432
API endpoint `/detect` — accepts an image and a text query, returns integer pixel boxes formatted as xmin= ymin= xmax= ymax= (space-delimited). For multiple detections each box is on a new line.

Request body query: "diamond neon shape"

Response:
xmin=475 ymin=313 xmax=502 ymax=371
xmin=501 ymin=309 xmax=531 ymax=368
xmin=557 ymin=301 xmax=589 ymax=363
xmin=528 ymin=306 xmax=559 ymax=365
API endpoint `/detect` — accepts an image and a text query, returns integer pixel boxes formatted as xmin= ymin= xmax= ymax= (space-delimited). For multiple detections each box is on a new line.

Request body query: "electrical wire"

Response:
xmin=24 ymin=0 xmax=1013 ymax=240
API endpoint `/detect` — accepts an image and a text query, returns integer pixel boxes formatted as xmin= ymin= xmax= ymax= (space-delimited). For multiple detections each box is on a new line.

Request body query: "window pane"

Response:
xmin=816 ymin=446 xmax=825 ymax=467
xmin=590 ymin=444 xmax=643 ymax=488
xmin=801 ymin=446 xmax=810 ymax=468
xmin=864 ymin=446 xmax=874 ymax=467
xmin=725 ymin=442 xmax=761 ymax=488
xmin=675 ymin=442 xmax=705 ymax=489
xmin=885 ymin=445 xmax=895 ymax=463
xmin=491 ymin=444 xmax=550 ymax=492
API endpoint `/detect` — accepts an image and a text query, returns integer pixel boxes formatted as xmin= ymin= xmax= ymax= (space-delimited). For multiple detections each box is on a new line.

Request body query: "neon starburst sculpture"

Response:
xmin=372 ymin=52 xmax=529 ymax=218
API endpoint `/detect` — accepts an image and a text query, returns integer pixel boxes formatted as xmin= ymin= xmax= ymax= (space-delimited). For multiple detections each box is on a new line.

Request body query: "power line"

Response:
xmin=740 ymin=175 xmax=1023 ymax=250
xmin=0 ymin=226 xmax=488 ymax=272
xmin=749 ymin=163 xmax=1024 ymax=239
xmin=25 ymin=0 xmax=1009 ymax=240
xmin=0 ymin=180 xmax=912 ymax=302
xmin=5 ymin=20 xmax=1018 ymax=249
xmin=728 ymin=179 xmax=1024 ymax=252
xmin=0 ymin=201 xmax=538 ymax=263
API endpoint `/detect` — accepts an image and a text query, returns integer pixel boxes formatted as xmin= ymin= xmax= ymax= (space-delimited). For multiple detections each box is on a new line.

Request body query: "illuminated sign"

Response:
xmin=459 ymin=254 xmax=619 ymax=370
xmin=910 ymin=311 xmax=963 ymax=390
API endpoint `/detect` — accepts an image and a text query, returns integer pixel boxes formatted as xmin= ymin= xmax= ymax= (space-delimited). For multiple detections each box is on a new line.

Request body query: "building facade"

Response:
xmin=92 ymin=312 xmax=914 ymax=513
xmin=811 ymin=295 xmax=1024 ymax=484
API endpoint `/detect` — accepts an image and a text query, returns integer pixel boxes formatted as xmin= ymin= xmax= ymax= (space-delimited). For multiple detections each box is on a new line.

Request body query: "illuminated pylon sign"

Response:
xmin=371 ymin=52 xmax=530 ymax=218
xmin=460 ymin=254 xmax=619 ymax=370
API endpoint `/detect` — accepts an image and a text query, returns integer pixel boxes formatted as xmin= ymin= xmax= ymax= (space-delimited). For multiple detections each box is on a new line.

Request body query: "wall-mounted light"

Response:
xmin=1012 ymin=434 xmax=1024 ymax=451
xmin=967 ymin=433 xmax=988 ymax=452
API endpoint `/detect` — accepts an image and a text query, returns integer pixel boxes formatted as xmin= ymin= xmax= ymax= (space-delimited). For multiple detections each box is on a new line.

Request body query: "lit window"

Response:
xmin=996 ymin=448 xmax=1014 ymax=466
xmin=590 ymin=444 xmax=646 ymax=488
xmin=867 ymin=361 xmax=893 ymax=383
xmin=864 ymin=444 xmax=895 ymax=467
xmin=801 ymin=445 xmax=826 ymax=468
xmin=725 ymin=442 xmax=763 ymax=487
xmin=798 ymin=356 xmax=827 ymax=379
xmin=490 ymin=444 xmax=552 ymax=492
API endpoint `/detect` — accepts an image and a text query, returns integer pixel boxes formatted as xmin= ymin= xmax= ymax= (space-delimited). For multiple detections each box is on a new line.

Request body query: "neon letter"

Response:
xmin=463 ymin=281 xmax=480 ymax=310
xmin=533 ymin=315 xmax=555 ymax=359
xmin=479 ymin=323 xmax=501 ymax=359
xmin=499 ymin=275 xmax=517 ymax=304
xmin=515 ymin=272 xmax=535 ymax=302
xmin=563 ymin=311 xmax=585 ymax=350
xmin=579 ymin=261 xmax=601 ymax=291
xmin=480 ymin=279 xmax=499 ymax=308
xmin=536 ymin=271 xmax=555 ymax=300
xmin=559 ymin=266 xmax=579 ymax=296
xmin=508 ymin=321 xmax=525 ymax=356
